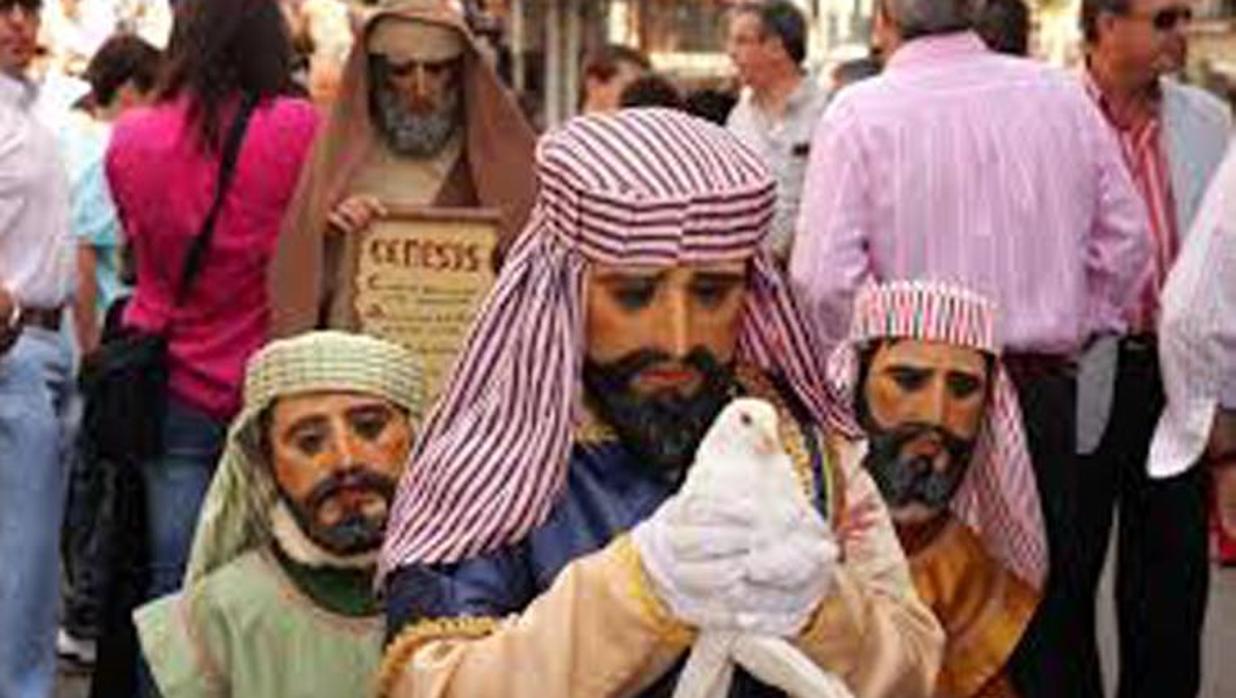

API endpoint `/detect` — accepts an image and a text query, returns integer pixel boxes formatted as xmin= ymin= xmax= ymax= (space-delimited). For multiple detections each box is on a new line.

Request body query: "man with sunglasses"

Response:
xmin=1076 ymin=2 xmax=1231 ymax=696
xmin=0 ymin=1 xmax=77 ymax=696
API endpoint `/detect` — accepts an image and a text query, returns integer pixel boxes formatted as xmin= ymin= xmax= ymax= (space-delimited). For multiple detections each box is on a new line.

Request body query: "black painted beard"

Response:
xmin=282 ymin=467 xmax=398 ymax=556
xmin=583 ymin=348 xmax=736 ymax=481
xmin=373 ymin=83 xmax=461 ymax=158
xmin=860 ymin=420 xmax=975 ymax=512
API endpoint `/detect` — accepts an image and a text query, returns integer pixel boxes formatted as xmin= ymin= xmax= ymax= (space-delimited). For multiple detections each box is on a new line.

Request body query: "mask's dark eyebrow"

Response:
xmin=345 ymin=402 xmax=395 ymax=420
xmin=691 ymin=271 xmax=746 ymax=286
xmin=282 ymin=415 xmax=329 ymax=442
xmin=594 ymin=270 xmax=668 ymax=286
xmin=881 ymin=362 xmax=932 ymax=374
xmin=945 ymin=368 xmax=987 ymax=387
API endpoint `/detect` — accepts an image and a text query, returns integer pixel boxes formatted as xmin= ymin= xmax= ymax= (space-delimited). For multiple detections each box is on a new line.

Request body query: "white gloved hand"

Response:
xmin=631 ymin=492 xmax=756 ymax=630
xmin=633 ymin=398 xmax=840 ymax=635
xmin=735 ymin=500 xmax=839 ymax=636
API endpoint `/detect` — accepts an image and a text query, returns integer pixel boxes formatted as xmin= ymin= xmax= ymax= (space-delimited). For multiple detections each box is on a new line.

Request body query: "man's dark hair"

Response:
xmin=1081 ymin=0 xmax=1132 ymax=44
xmin=582 ymin=44 xmax=651 ymax=83
xmin=159 ymin=0 xmax=294 ymax=151
xmin=84 ymin=35 xmax=162 ymax=109
xmin=734 ymin=0 xmax=809 ymax=65
xmin=684 ymin=88 xmax=738 ymax=125
xmin=619 ymin=74 xmax=685 ymax=110
xmin=881 ymin=0 xmax=980 ymax=41
xmin=832 ymin=57 xmax=882 ymax=88
xmin=977 ymin=0 xmax=1030 ymax=55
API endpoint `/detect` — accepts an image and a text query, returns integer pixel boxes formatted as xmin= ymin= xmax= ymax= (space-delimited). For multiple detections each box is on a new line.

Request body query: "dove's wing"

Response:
xmin=673 ymin=632 xmax=738 ymax=698
xmin=732 ymin=636 xmax=857 ymax=698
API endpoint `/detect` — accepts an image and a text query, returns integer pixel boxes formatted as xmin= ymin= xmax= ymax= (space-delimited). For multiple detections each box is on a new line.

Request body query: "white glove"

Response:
xmin=633 ymin=491 xmax=839 ymax=635
xmin=736 ymin=501 xmax=839 ymax=636
xmin=634 ymin=398 xmax=842 ymax=636
xmin=631 ymin=493 xmax=755 ymax=630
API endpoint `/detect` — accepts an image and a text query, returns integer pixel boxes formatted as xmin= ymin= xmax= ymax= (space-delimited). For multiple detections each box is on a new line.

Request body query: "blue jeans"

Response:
xmin=0 ymin=328 xmax=73 ymax=698
xmin=141 ymin=398 xmax=225 ymax=600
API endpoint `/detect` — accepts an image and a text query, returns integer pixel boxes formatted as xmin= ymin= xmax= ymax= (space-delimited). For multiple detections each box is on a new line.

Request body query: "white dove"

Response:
xmin=672 ymin=398 xmax=855 ymax=698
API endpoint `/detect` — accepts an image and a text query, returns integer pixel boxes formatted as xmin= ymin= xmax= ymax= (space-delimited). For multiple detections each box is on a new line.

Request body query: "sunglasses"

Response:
xmin=0 ymin=0 xmax=41 ymax=14
xmin=1127 ymin=5 xmax=1193 ymax=32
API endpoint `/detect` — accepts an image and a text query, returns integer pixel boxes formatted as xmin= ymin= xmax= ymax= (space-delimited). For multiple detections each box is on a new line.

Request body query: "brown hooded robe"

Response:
xmin=269 ymin=4 xmax=536 ymax=336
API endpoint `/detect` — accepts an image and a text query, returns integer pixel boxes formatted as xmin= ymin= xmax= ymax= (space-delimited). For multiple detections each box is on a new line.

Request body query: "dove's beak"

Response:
xmin=755 ymin=429 xmax=780 ymax=456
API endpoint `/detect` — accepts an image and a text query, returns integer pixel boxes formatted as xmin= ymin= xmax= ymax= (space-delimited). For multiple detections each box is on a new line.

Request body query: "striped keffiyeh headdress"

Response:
xmin=380 ymin=108 xmax=852 ymax=577
xmin=827 ymin=281 xmax=1048 ymax=589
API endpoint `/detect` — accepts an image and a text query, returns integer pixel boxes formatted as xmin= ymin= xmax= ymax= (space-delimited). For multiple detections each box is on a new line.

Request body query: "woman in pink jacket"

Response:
xmin=105 ymin=0 xmax=319 ymax=604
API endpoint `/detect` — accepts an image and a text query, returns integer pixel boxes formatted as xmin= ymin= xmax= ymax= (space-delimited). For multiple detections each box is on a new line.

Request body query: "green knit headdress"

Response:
xmin=184 ymin=331 xmax=424 ymax=585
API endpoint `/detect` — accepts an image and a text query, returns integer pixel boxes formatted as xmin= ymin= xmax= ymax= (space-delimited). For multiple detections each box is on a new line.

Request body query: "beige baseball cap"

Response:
xmin=368 ymin=16 xmax=466 ymax=64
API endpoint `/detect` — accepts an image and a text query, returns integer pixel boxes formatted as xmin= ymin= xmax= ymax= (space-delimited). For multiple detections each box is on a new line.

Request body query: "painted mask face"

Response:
xmin=268 ymin=392 xmax=413 ymax=556
xmin=583 ymin=262 xmax=748 ymax=478
xmin=370 ymin=55 xmax=463 ymax=158
xmin=858 ymin=339 xmax=991 ymax=528
xmin=367 ymin=18 xmax=465 ymax=158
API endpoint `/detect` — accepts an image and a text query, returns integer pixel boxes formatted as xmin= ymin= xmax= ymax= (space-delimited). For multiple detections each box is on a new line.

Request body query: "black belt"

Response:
xmin=21 ymin=306 xmax=62 ymax=332
xmin=1003 ymin=352 xmax=1076 ymax=381
xmin=1121 ymin=334 xmax=1157 ymax=354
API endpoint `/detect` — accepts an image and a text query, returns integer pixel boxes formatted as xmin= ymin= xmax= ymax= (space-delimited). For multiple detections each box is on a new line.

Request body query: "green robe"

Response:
xmin=136 ymin=549 xmax=384 ymax=697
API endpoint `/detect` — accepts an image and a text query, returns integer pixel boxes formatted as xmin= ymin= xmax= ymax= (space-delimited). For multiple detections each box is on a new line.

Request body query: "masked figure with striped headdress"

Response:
xmin=829 ymin=282 xmax=1048 ymax=698
xmin=134 ymin=332 xmax=425 ymax=698
xmin=376 ymin=108 xmax=942 ymax=698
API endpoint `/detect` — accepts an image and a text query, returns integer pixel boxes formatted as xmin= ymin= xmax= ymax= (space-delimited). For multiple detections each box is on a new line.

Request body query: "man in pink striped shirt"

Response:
xmin=790 ymin=1 xmax=1151 ymax=696
xmin=1075 ymin=2 xmax=1231 ymax=697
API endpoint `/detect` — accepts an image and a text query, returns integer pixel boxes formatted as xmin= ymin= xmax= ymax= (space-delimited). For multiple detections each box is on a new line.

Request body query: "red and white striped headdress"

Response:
xmin=827 ymin=281 xmax=1048 ymax=589
xmin=380 ymin=109 xmax=852 ymax=576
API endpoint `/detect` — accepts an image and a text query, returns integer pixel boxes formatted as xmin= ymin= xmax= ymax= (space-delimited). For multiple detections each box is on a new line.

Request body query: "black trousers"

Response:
xmin=1003 ymin=356 xmax=1098 ymax=698
xmin=61 ymin=431 xmax=106 ymax=640
xmin=1074 ymin=341 xmax=1209 ymax=698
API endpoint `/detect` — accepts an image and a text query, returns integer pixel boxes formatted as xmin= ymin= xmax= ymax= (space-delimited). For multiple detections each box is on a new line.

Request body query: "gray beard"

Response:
xmin=375 ymin=85 xmax=462 ymax=158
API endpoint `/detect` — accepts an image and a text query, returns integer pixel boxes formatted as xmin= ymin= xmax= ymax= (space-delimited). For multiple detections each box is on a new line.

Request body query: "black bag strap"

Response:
xmin=173 ymin=93 xmax=260 ymax=304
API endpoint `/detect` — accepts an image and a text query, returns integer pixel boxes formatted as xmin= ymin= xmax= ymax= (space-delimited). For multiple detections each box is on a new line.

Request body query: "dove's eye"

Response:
xmin=740 ymin=413 xmax=753 ymax=426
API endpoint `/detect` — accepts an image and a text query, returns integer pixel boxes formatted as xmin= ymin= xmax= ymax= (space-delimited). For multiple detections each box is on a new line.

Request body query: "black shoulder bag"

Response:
xmin=81 ymin=95 xmax=258 ymax=465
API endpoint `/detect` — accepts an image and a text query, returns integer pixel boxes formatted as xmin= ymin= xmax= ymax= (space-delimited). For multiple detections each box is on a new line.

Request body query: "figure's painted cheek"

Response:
xmin=943 ymin=399 xmax=985 ymax=440
xmin=352 ymin=425 xmax=413 ymax=476
xmin=867 ymin=379 xmax=916 ymax=425
xmin=276 ymin=447 xmax=332 ymax=500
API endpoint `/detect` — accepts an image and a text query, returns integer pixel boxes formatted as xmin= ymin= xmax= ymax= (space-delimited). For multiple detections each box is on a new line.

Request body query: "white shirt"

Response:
xmin=727 ymin=75 xmax=829 ymax=259
xmin=1149 ymin=142 xmax=1236 ymax=478
xmin=0 ymin=73 xmax=74 ymax=308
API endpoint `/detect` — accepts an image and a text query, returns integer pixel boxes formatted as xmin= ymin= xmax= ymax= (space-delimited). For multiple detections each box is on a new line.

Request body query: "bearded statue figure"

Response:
xmin=134 ymin=332 xmax=425 ymax=698
xmin=832 ymin=281 xmax=1049 ymax=698
xmin=269 ymin=1 xmax=537 ymax=337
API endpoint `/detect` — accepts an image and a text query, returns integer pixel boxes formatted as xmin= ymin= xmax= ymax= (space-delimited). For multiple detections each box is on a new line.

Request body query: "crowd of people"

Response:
xmin=1 ymin=0 xmax=1235 ymax=697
